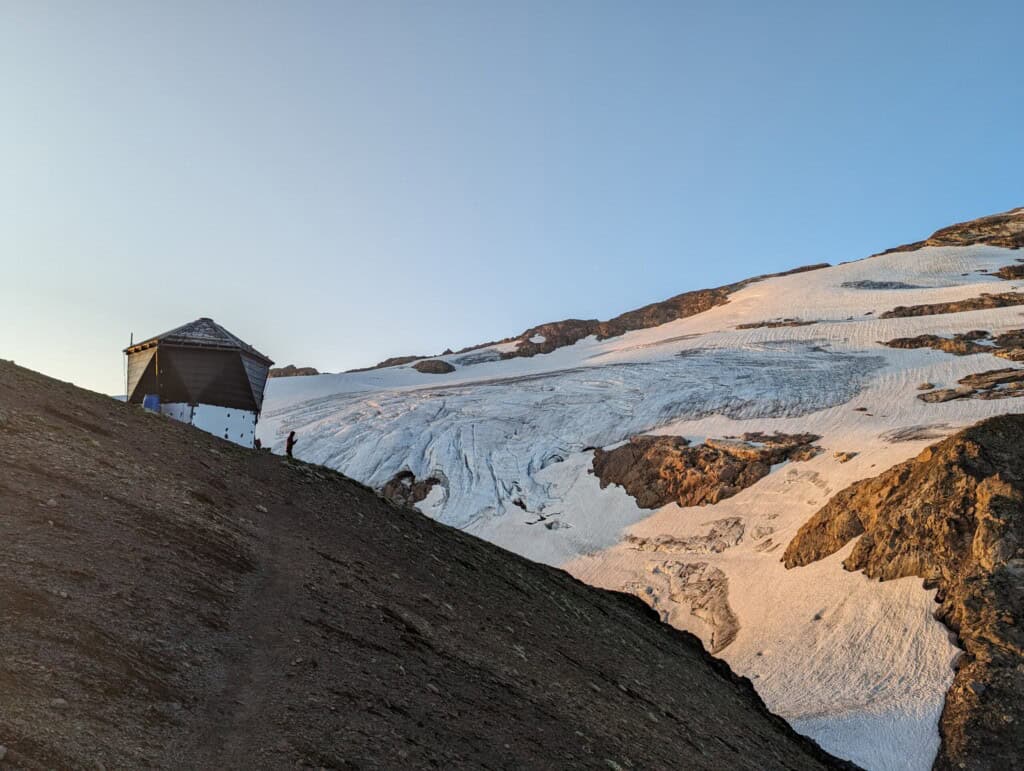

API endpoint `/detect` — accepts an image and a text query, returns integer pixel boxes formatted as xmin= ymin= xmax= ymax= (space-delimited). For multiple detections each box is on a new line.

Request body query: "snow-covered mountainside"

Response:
xmin=260 ymin=208 xmax=1024 ymax=770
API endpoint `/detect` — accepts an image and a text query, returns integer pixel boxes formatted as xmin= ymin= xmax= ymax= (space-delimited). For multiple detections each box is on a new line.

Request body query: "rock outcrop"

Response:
xmin=347 ymin=354 xmax=426 ymax=372
xmin=381 ymin=469 xmax=441 ymax=507
xmin=918 ymin=367 xmax=1024 ymax=403
xmin=783 ymin=415 xmax=1024 ymax=769
xmin=994 ymin=261 xmax=1024 ymax=280
xmin=412 ymin=359 xmax=456 ymax=374
xmin=504 ymin=263 xmax=829 ymax=359
xmin=885 ymin=329 xmax=1024 ymax=362
xmin=268 ymin=364 xmax=320 ymax=378
xmin=840 ymin=280 xmax=924 ymax=290
xmin=877 ymin=207 xmax=1024 ymax=254
xmin=883 ymin=331 xmax=993 ymax=356
xmin=592 ymin=433 xmax=821 ymax=509
xmin=0 ymin=360 xmax=849 ymax=770
xmin=736 ymin=318 xmax=816 ymax=330
xmin=880 ymin=291 xmax=1024 ymax=319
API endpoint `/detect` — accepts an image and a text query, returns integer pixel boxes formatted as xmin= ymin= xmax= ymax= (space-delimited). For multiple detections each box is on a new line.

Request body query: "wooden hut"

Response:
xmin=124 ymin=317 xmax=273 ymax=447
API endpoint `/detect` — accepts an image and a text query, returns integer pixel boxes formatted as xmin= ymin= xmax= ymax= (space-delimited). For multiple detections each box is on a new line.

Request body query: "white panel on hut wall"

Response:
xmin=191 ymin=404 xmax=257 ymax=448
xmin=160 ymin=402 xmax=194 ymax=424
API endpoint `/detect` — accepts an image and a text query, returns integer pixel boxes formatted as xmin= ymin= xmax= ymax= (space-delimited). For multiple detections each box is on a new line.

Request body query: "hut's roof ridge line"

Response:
xmin=124 ymin=317 xmax=273 ymax=365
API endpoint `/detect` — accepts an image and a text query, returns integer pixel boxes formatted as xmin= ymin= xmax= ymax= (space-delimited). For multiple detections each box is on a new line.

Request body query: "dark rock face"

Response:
xmin=783 ymin=415 xmax=1024 ymax=770
xmin=412 ymin=359 xmax=456 ymax=374
xmin=0 ymin=360 xmax=849 ymax=770
xmin=504 ymin=263 xmax=829 ymax=360
xmin=268 ymin=364 xmax=320 ymax=378
xmin=880 ymin=292 xmax=1024 ymax=319
xmin=876 ymin=207 xmax=1024 ymax=254
xmin=381 ymin=469 xmax=441 ymax=507
xmin=592 ymin=433 xmax=822 ymax=509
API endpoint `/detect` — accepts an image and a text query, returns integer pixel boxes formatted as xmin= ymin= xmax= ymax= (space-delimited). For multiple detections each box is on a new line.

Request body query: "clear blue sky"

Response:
xmin=1 ymin=1 xmax=1021 ymax=394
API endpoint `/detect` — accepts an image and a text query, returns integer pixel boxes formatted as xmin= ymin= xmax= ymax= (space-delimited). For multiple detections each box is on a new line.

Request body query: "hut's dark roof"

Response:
xmin=124 ymin=318 xmax=273 ymax=366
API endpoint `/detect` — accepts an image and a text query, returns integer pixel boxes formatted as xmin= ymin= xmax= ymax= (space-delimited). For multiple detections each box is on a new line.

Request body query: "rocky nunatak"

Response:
xmin=884 ymin=329 xmax=1024 ymax=360
xmin=268 ymin=364 xmax=320 ymax=378
xmin=918 ymin=368 xmax=1024 ymax=403
xmin=880 ymin=291 xmax=1024 ymax=319
xmin=412 ymin=359 xmax=456 ymax=374
xmin=592 ymin=432 xmax=822 ymax=509
xmin=381 ymin=469 xmax=442 ymax=507
xmin=783 ymin=415 xmax=1024 ymax=770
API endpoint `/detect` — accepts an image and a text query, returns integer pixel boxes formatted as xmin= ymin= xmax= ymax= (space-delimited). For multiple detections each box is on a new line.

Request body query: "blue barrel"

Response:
xmin=142 ymin=394 xmax=161 ymax=412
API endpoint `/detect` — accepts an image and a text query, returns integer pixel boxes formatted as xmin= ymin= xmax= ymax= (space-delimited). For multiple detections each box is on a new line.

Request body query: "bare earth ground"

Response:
xmin=0 ymin=360 xmax=847 ymax=770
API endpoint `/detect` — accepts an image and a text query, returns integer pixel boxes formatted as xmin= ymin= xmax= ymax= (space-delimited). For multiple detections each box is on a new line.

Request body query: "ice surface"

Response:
xmin=261 ymin=342 xmax=882 ymax=528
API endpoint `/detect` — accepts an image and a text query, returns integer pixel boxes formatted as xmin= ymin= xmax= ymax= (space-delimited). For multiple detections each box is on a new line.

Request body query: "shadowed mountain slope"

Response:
xmin=0 ymin=360 xmax=848 ymax=770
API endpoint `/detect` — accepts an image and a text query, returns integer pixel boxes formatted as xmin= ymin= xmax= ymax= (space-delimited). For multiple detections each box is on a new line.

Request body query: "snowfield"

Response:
xmin=261 ymin=243 xmax=1024 ymax=770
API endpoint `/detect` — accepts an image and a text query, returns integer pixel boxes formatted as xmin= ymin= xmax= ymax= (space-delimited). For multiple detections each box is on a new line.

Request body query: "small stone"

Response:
xmin=0 ymin=745 xmax=7 ymax=760
xmin=58 ymin=590 xmax=69 ymax=599
xmin=255 ymin=504 xmax=268 ymax=513
xmin=969 ymin=681 xmax=987 ymax=696
xmin=51 ymin=697 xmax=68 ymax=709
xmin=426 ymin=682 xmax=441 ymax=694
xmin=46 ymin=498 xmax=58 ymax=508
xmin=918 ymin=382 xmax=935 ymax=391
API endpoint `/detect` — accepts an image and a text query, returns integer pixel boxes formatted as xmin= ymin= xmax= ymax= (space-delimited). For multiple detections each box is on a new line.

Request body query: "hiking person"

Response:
xmin=286 ymin=431 xmax=297 ymax=459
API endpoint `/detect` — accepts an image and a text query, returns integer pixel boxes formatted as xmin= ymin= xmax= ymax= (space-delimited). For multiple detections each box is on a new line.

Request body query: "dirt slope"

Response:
xmin=783 ymin=415 xmax=1024 ymax=770
xmin=0 ymin=360 xmax=847 ymax=770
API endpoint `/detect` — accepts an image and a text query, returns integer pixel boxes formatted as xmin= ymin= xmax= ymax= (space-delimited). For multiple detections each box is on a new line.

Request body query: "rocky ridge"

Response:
xmin=877 ymin=207 xmax=1024 ymax=254
xmin=506 ymin=263 xmax=829 ymax=359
